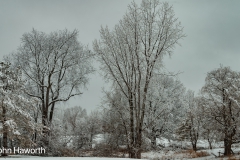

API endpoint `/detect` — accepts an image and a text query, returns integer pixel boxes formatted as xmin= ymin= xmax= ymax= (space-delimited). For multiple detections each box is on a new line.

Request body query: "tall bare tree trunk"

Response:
xmin=129 ymin=95 xmax=135 ymax=158
xmin=42 ymin=107 xmax=49 ymax=147
xmin=136 ymin=127 xmax=142 ymax=158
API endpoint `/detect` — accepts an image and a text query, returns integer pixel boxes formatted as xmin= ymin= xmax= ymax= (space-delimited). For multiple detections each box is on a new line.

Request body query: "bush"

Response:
xmin=92 ymin=144 xmax=116 ymax=157
xmin=194 ymin=151 xmax=210 ymax=158
xmin=59 ymin=148 xmax=77 ymax=157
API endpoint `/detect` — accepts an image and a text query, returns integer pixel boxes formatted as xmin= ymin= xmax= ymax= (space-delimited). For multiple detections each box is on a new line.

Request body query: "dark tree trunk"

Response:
xmin=150 ymin=132 xmax=157 ymax=149
xmin=208 ymin=138 xmax=212 ymax=149
xmin=136 ymin=127 xmax=142 ymax=159
xmin=190 ymin=131 xmax=197 ymax=151
xmin=192 ymin=142 xmax=197 ymax=151
xmin=41 ymin=108 xmax=49 ymax=147
xmin=10 ymin=139 xmax=14 ymax=151
xmin=2 ymin=105 xmax=8 ymax=156
xmin=49 ymin=102 xmax=55 ymax=123
xmin=224 ymin=138 xmax=232 ymax=156
xmin=32 ymin=110 xmax=38 ymax=143
xmin=129 ymin=94 xmax=135 ymax=158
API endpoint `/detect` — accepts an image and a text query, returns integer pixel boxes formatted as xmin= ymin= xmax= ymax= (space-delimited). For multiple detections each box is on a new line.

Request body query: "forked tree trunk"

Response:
xmin=207 ymin=138 xmax=212 ymax=149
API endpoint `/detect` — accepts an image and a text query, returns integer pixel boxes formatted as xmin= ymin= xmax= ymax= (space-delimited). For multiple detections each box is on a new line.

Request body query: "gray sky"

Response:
xmin=1 ymin=0 xmax=240 ymax=114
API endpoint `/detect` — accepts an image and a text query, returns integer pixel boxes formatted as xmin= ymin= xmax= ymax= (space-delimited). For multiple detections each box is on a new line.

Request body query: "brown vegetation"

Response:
xmin=175 ymin=149 xmax=210 ymax=158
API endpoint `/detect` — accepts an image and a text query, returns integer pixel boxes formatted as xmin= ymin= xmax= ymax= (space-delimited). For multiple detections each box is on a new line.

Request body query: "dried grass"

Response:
xmin=59 ymin=148 xmax=78 ymax=157
xmin=175 ymin=149 xmax=210 ymax=158
xmin=227 ymin=155 xmax=239 ymax=160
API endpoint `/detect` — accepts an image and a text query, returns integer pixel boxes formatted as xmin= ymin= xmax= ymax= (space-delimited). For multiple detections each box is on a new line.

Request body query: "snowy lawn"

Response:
xmin=142 ymin=148 xmax=240 ymax=160
xmin=2 ymin=149 xmax=240 ymax=160
xmin=0 ymin=157 xmax=141 ymax=160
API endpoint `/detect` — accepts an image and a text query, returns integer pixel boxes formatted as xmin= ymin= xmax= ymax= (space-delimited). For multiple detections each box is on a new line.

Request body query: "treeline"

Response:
xmin=92 ymin=66 xmax=240 ymax=157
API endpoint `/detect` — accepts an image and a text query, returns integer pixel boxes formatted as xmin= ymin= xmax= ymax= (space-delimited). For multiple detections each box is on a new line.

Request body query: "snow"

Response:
xmin=92 ymin=134 xmax=109 ymax=148
xmin=2 ymin=143 xmax=240 ymax=160
xmin=0 ymin=157 xmax=137 ymax=160
xmin=142 ymin=147 xmax=240 ymax=160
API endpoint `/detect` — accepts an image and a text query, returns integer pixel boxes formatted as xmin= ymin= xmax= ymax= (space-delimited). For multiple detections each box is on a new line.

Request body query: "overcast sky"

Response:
xmin=1 ymin=0 xmax=240 ymax=114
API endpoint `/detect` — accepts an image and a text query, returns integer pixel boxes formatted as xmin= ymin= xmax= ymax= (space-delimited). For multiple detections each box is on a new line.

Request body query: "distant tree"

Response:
xmin=85 ymin=111 xmax=102 ymax=149
xmin=176 ymin=118 xmax=191 ymax=143
xmin=63 ymin=106 xmax=87 ymax=135
xmin=197 ymin=96 xmax=218 ymax=149
xmin=10 ymin=29 xmax=94 ymax=147
xmin=93 ymin=0 xmax=185 ymax=158
xmin=144 ymin=75 xmax=185 ymax=149
xmin=62 ymin=106 xmax=88 ymax=149
xmin=176 ymin=91 xmax=201 ymax=151
xmin=201 ymin=66 xmax=240 ymax=155
xmin=101 ymin=89 xmax=129 ymax=148
xmin=185 ymin=91 xmax=202 ymax=151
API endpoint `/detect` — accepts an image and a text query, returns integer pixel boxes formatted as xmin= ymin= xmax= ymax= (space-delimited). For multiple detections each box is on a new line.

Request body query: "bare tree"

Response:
xmin=201 ymin=66 xmax=240 ymax=155
xmin=93 ymin=0 xmax=184 ymax=158
xmin=11 ymin=29 xmax=94 ymax=147
xmin=198 ymin=96 xmax=218 ymax=150
xmin=176 ymin=91 xmax=202 ymax=151
xmin=85 ymin=111 xmax=102 ymax=149
xmin=185 ymin=91 xmax=201 ymax=151
xmin=63 ymin=106 xmax=87 ymax=134
xmin=144 ymin=75 xmax=185 ymax=149
xmin=62 ymin=106 xmax=89 ymax=150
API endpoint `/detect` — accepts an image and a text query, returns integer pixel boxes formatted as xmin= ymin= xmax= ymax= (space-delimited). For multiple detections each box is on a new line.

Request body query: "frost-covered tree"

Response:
xmin=176 ymin=91 xmax=201 ymax=151
xmin=0 ymin=62 xmax=40 ymax=156
xmin=63 ymin=106 xmax=87 ymax=135
xmin=62 ymin=106 xmax=89 ymax=149
xmin=93 ymin=0 xmax=185 ymax=158
xmin=144 ymin=75 xmax=185 ymax=149
xmin=85 ymin=110 xmax=102 ymax=149
xmin=184 ymin=91 xmax=202 ymax=151
xmin=197 ymin=96 xmax=218 ymax=149
xmin=101 ymin=89 xmax=130 ymax=149
xmin=201 ymin=66 xmax=240 ymax=155
xmin=10 ymin=29 xmax=94 ymax=146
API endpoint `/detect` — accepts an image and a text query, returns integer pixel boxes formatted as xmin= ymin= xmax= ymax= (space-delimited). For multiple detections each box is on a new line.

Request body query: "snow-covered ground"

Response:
xmin=3 ymin=151 xmax=240 ymax=160
xmin=141 ymin=147 xmax=240 ymax=160
xmin=4 ymin=136 xmax=239 ymax=159
xmin=2 ymin=147 xmax=240 ymax=160
xmin=0 ymin=157 xmax=138 ymax=160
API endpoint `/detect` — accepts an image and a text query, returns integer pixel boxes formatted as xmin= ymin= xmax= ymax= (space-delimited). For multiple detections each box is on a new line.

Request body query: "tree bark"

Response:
xmin=192 ymin=142 xmax=197 ymax=152
xmin=224 ymin=138 xmax=232 ymax=156
xmin=2 ymin=105 xmax=8 ymax=156
xmin=42 ymin=108 xmax=49 ymax=147
xmin=129 ymin=95 xmax=135 ymax=158
xmin=151 ymin=132 xmax=157 ymax=149
xmin=136 ymin=127 xmax=142 ymax=159
xmin=207 ymin=138 xmax=212 ymax=149
xmin=49 ymin=103 xmax=55 ymax=124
